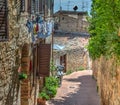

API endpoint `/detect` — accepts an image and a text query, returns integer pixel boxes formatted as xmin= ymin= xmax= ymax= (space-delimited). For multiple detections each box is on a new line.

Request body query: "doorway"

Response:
xmin=60 ymin=54 xmax=67 ymax=72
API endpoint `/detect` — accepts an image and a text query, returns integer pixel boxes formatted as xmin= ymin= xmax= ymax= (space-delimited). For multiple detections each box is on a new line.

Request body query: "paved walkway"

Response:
xmin=47 ymin=70 xmax=100 ymax=105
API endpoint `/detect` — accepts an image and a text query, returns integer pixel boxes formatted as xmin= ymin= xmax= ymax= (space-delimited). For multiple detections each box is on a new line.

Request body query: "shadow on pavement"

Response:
xmin=49 ymin=74 xmax=100 ymax=105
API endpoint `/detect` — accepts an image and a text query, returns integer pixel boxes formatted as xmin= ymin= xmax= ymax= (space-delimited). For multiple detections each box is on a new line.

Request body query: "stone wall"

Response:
xmin=59 ymin=15 xmax=77 ymax=32
xmin=92 ymin=56 xmax=120 ymax=105
xmin=67 ymin=48 xmax=88 ymax=71
xmin=0 ymin=1 xmax=30 ymax=105
xmin=53 ymin=34 xmax=90 ymax=72
xmin=58 ymin=14 xmax=88 ymax=33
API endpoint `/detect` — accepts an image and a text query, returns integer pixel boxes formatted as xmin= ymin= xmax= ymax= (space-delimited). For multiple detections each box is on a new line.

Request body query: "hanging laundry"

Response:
xmin=43 ymin=21 xmax=47 ymax=34
xmin=26 ymin=15 xmax=54 ymax=39
xmin=46 ymin=22 xmax=53 ymax=36
xmin=32 ymin=33 xmax=35 ymax=42
xmin=36 ymin=16 xmax=43 ymax=23
xmin=26 ymin=20 xmax=33 ymax=33
xmin=33 ymin=24 xmax=37 ymax=34
xmin=38 ymin=23 xmax=41 ymax=32
xmin=37 ymin=32 xmax=47 ymax=39
xmin=36 ymin=23 xmax=39 ymax=32
xmin=38 ymin=22 xmax=44 ymax=33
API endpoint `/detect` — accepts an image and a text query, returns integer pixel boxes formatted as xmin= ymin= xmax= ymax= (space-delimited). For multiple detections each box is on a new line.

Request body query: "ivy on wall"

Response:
xmin=88 ymin=0 xmax=120 ymax=60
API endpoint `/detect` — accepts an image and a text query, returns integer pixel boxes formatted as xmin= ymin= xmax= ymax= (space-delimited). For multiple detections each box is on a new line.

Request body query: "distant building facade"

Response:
xmin=53 ymin=32 xmax=91 ymax=72
xmin=54 ymin=10 xmax=89 ymax=33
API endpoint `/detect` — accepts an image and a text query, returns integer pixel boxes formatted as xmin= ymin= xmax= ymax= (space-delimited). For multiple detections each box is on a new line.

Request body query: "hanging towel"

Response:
xmin=37 ymin=32 xmax=47 ymax=38
xmin=36 ymin=23 xmax=39 ymax=32
xmin=33 ymin=24 xmax=37 ymax=34
xmin=32 ymin=33 xmax=35 ymax=42
xmin=26 ymin=20 xmax=33 ymax=33
xmin=46 ymin=22 xmax=53 ymax=36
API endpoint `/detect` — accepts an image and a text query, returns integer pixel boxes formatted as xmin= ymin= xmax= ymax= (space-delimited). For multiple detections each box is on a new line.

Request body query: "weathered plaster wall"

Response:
xmin=92 ymin=56 xmax=120 ymax=105
xmin=0 ymin=1 xmax=30 ymax=105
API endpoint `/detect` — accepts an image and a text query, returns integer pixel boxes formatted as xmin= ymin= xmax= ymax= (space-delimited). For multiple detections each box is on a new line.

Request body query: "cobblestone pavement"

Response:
xmin=47 ymin=70 xmax=100 ymax=105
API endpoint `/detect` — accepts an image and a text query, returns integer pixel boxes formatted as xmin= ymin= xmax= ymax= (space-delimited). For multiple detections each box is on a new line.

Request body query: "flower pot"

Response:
xmin=37 ymin=98 xmax=46 ymax=105
xmin=19 ymin=73 xmax=27 ymax=80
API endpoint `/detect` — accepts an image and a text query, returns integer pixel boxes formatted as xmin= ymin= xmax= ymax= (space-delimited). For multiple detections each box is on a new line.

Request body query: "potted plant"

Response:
xmin=19 ymin=72 xmax=27 ymax=80
xmin=37 ymin=76 xmax=59 ymax=105
xmin=45 ymin=76 xmax=58 ymax=98
xmin=37 ymin=88 xmax=50 ymax=105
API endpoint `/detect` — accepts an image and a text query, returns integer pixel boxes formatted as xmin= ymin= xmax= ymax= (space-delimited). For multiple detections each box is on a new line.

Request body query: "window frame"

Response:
xmin=0 ymin=0 xmax=9 ymax=41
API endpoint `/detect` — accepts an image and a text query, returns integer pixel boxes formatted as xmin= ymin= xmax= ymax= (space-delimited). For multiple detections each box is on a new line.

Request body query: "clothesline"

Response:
xmin=26 ymin=16 xmax=54 ymax=42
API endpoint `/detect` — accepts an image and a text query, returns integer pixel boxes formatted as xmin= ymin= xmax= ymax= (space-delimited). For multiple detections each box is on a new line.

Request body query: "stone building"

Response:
xmin=53 ymin=10 xmax=90 ymax=72
xmin=54 ymin=10 xmax=89 ymax=33
xmin=0 ymin=0 xmax=54 ymax=105
xmin=53 ymin=31 xmax=91 ymax=73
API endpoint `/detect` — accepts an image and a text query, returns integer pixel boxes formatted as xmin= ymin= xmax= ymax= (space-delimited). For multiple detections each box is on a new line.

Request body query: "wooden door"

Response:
xmin=60 ymin=54 xmax=66 ymax=72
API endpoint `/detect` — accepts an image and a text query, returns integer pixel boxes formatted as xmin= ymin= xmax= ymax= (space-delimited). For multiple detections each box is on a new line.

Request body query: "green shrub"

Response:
xmin=39 ymin=76 xmax=59 ymax=100
xmin=88 ymin=0 xmax=120 ymax=60
xmin=39 ymin=89 xmax=50 ymax=100
xmin=50 ymin=61 xmax=57 ymax=76
xmin=45 ymin=76 xmax=59 ymax=88
xmin=46 ymin=86 xmax=57 ymax=98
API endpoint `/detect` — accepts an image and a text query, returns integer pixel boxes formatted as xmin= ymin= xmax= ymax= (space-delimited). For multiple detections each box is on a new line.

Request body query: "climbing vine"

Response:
xmin=88 ymin=0 xmax=120 ymax=60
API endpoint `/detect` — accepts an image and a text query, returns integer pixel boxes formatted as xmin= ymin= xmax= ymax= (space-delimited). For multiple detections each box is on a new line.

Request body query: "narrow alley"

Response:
xmin=1 ymin=0 xmax=120 ymax=105
xmin=47 ymin=70 xmax=100 ymax=105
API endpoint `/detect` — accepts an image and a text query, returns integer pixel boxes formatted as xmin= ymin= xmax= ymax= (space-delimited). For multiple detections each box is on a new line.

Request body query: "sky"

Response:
xmin=54 ymin=0 xmax=92 ymax=14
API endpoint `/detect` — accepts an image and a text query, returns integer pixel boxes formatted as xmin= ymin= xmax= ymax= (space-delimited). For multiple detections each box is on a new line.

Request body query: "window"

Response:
xmin=31 ymin=0 xmax=42 ymax=14
xmin=39 ymin=0 xmax=44 ymax=14
xmin=0 ymin=0 xmax=9 ymax=41
xmin=20 ymin=0 xmax=25 ymax=12
xmin=27 ymin=0 xmax=31 ymax=13
xmin=20 ymin=0 xmax=32 ymax=13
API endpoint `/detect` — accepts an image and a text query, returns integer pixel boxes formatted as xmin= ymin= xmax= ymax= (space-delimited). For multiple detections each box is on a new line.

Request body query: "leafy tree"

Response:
xmin=88 ymin=0 xmax=120 ymax=60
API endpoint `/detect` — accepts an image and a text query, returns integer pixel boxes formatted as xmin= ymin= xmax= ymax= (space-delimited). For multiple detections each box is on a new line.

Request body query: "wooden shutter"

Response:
xmin=32 ymin=44 xmax=38 ymax=85
xmin=38 ymin=44 xmax=51 ymax=77
xmin=0 ymin=0 xmax=8 ymax=41
xmin=39 ymin=0 xmax=44 ymax=14
xmin=27 ymin=0 xmax=31 ymax=13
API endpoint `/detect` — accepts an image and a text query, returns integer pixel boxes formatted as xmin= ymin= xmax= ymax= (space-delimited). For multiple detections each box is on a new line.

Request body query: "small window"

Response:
xmin=0 ymin=0 xmax=9 ymax=41
xmin=20 ymin=0 xmax=31 ymax=13
xmin=20 ymin=0 xmax=25 ymax=12
xmin=30 ymin=0 xmax=42 ymax=14
xmin=62 ymin=17 xmax=64 ymax=20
